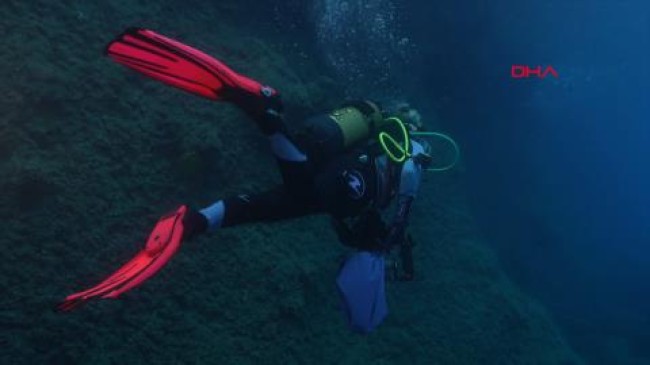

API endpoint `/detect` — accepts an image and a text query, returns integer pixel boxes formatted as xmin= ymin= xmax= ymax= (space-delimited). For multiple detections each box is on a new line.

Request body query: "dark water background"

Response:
xmin=395 ymin=1 xmax=650 ymax=363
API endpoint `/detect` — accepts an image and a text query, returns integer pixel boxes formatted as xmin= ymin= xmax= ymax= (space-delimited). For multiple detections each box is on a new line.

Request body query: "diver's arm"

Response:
xmin=384 ymin=195 xmax=414 ymax=248
xmin=384 ymin=160 xmax=423 ymax=249
xmin=384 ymin=142 xmax=425 ymax=249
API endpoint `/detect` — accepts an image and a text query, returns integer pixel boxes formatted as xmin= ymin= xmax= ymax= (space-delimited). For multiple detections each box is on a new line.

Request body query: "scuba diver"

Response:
xmin=60 ymin=29 xmax=458 ymax=331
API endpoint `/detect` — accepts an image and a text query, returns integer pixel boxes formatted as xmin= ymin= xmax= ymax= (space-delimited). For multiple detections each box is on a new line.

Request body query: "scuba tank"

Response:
xmin=295 ymin=100 xmax=387 ymax=167
xmin=328 ymin=100 xmax=384 ymax=148
xmin=296 ymin=99 xmax=460 ymax=171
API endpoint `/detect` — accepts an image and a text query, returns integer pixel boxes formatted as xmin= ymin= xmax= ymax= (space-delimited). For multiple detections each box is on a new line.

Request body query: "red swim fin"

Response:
xmin=106 ymin=28 xmax=274 ymax=101
xmin=59 ymin=205 xmax=187 ymax=311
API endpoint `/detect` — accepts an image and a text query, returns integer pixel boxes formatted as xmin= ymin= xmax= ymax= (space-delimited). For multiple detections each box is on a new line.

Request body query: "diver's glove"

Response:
xmin=181 ymin=206 xmax=208 ymax=241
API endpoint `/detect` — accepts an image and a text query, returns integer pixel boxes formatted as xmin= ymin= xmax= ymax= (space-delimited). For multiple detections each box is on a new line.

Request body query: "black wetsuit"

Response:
xmin=198 ymin=97 xmax=424 ymax=250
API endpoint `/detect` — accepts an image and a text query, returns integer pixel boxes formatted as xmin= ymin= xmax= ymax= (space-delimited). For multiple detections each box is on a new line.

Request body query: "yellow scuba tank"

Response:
xmin=328 ymin=100 xmax=384 ymax=148
xmin=298 ymin=100 xmax=459 ymax=171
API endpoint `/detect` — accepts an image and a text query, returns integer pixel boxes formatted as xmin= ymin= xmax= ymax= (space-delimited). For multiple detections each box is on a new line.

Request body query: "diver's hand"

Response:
xmin=181 ymin=206 xmax=208 ymax=241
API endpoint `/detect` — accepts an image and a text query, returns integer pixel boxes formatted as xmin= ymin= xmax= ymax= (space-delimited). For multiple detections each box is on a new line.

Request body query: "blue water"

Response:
xmin=310 ymin=0 xmax=650 ymax=363
xmin=400 ymin=1 xmax=650 ymax=363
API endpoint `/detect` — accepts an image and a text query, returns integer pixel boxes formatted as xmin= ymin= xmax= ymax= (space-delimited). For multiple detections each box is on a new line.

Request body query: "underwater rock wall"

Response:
xmin=1 ymin=1 xmax=581 ymax=364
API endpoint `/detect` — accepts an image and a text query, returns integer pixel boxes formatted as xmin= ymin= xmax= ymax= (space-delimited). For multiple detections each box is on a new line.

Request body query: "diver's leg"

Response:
xmin=226 ymin=84 xmax=285 ymax=135
xmin=199 ymin=185 xmax=319 ymax=231
xmin=267 ymin=132 xmax=316 ymax=200
xmin=229 ymin=86 xmax=314 ymax=195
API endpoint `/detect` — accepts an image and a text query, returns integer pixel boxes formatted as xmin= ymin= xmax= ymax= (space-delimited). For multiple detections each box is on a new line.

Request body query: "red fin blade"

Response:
xmin=106 ymin=28 xmax=270 ymax=100
xmin=58 ymin=206 xmax=187 ymax=311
